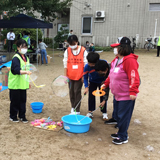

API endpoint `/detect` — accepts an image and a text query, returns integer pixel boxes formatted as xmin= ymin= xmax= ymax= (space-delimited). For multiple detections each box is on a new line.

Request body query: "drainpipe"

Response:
xmin=154 ymin=19 xmax=157 ymax=38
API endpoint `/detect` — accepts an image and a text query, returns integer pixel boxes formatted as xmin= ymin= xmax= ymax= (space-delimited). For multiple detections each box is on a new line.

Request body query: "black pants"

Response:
xmin=9 ymin=89 xmax=27 ymax=119
xmin=8 ymin=40 xmax=14 ymax=52
xmin=112 ymin=97 xmax=117 ymax=120
xmin=88 ymin=82 xmax=107 ymax=113
xmin=157 ymin=46 xmax=160 ymax=57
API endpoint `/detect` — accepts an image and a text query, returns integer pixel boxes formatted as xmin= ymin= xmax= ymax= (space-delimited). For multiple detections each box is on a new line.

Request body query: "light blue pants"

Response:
xmin=41 ymin=49 xmax=48 ymax=64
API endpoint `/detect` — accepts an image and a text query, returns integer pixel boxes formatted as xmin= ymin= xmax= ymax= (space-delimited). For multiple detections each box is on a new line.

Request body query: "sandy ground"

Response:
xmin=0 ymin=49 xmax=160 ymax=160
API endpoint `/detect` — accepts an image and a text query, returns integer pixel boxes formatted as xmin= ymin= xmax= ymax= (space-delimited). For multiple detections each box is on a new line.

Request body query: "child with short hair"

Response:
xmin=63 ymin=35 xmax=88 ymax=114
xmin=89 ymin=43 xmax=95 ymax=52
xmin=8 ymin=39 xmax=31 ymax=123
xmin=83 ymin=52 xmax=110 ymax=120
xmin=84 ymin=41 xmax=90 ymax=52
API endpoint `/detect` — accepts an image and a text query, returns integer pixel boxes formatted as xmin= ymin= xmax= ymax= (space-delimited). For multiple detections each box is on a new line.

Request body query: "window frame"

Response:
xmin=149 ymin=3 xmax=160 ymax=11
xmin=81 ymin=16 xmax=93 ymax=35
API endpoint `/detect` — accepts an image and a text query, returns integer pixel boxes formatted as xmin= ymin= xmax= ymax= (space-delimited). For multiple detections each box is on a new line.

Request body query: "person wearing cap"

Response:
xmin=101 ymin=37 xmax=140 ymax=145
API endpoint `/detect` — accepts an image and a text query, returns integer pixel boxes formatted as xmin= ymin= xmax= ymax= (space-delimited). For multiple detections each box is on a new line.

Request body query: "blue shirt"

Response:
xmin=83 ymin=60 xmax=107 ymax=88
xmin=23 ymin=35 xmax=30 ymax=45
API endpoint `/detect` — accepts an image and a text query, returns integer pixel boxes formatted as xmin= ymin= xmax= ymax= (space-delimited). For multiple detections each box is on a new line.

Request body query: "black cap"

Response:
xmin=120 ymin=37 xmax=131 ymax=45
xmin=110 ymin=37 xmax=131 ymax=48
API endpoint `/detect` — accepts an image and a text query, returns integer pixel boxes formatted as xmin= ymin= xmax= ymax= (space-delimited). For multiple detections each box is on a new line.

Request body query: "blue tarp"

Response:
xmin=0 ymin=14 xmax=53 ymax=28
xmin=0 ymin=83 xmax=8 ymax=92
xmin=0 ymin=61 xmax=12 ymax=69
xmin=0 ymin=61 xmax=11 ymax=92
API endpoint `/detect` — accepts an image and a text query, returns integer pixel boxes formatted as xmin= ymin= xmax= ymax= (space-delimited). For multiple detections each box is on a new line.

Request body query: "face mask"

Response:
xmin=114 ymin=48 xmax=118 ymax=55
xmin=69 ymin=44 xmax=77 ymax=50
xmin=20 ymin=48 xmax=27 ymax=54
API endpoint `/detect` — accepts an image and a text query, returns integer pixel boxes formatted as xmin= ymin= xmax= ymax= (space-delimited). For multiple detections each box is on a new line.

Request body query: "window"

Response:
xmin=149 ymin=3 xmax=160 ymax=11
xmin=82 ymin=17 xmax=92 ymax=34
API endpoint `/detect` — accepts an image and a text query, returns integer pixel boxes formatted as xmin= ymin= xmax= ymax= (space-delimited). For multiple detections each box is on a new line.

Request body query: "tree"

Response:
xmin=54 ymin=24 xmax=69 ymax=44
xmin=0 ymin=0 xmax=72 ymax=22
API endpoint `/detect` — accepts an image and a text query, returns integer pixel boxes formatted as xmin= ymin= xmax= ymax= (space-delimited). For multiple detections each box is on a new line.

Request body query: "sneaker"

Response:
xmin=9 ymin=117 xmax=19 ymax=122
xmin=104 ymin=118 xmax=117 ymax=124
xmin=112 ymin=138 xmax=128 ymax=145
xmin=71 ymin=108 xmax=74 ymax=113
xmin=102 ymin=113 xmax=108 ymax=120
xmin=86 ymin=112 xmax=93 ymax=118
xmin=115 ymin=124 xmax=118 ymax=129
xmin=111 ymin=133 xmax=129 ymax=139
xmin=20 ymin=117 xmax=28 ymax=123
xmin=69 ymin=112 xmax=80 ymax=115
xmin=111 ymin=133 xmax=118 ymax=139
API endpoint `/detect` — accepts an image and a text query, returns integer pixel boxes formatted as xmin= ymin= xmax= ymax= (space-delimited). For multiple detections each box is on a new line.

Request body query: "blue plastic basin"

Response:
xmin=61 ymin=115 xmax=92 ymax=133
xmin=30 ymin=102 xmax=44 ymax=114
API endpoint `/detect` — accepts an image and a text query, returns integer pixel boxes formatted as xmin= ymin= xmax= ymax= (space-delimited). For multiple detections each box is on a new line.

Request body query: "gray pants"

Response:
xmin=69 ymin=79 xmax=83 ymax=112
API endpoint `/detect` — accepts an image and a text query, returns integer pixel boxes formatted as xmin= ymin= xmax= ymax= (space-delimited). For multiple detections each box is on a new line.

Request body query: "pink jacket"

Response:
xmin=104 ymin=54 xmax=140 ymax=101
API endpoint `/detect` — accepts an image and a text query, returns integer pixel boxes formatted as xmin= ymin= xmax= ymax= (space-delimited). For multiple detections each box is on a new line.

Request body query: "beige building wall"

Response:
xmin=45 ymin=0 xmax=160 ymax=47
xmin=69 ymin=0 xmax=160 ymax=47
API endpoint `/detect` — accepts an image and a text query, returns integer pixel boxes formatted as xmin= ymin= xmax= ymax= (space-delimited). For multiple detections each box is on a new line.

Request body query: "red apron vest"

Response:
xmin=67 ymin=46 xmax=85 ymax=80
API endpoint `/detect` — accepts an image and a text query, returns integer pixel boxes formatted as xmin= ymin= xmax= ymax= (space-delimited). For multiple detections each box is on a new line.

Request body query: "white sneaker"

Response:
xmin=103 ymin=113 xmax=108 ymax=120
xmin=86 ymin=112 xmax=93 ymax=118
xmin=69 ymin=112 xmax=80 ymax=115
xmin=71 ymin=108 xmax=74 ymax=113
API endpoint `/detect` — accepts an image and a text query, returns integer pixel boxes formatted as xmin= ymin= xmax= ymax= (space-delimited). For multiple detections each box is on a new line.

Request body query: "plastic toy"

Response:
xmin=47 ymin=125 xmax=57 ymax=129
xmin=57 ymin=122 xmax=63 ymax=127
xmin=92 ymin=88 xmax=105 ymax=97
xmin=30 ymin=117 xmax=63 ymax=131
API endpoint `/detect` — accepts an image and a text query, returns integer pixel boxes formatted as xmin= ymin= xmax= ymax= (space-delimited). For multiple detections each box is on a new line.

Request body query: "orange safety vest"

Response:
xmin=67 ymin=46 xmax=85 ymax=80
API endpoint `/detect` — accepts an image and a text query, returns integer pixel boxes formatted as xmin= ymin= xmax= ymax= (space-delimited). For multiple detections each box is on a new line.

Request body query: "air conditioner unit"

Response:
xmin=95 ymin=11 xmax=105 ymax=18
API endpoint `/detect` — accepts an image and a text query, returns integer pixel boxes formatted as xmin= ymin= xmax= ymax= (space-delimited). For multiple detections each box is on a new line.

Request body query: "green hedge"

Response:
xmin=43 ymin=37 xmax=53 ymax=45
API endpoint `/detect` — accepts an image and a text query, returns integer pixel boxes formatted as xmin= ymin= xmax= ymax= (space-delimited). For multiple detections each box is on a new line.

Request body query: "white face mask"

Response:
xmin=69 ymin=44 xmax=77 ymax=50
xmin=20 ymin=48 xmax=27 ymax=54
xmin=114 ymin=48 xmax=118 ymax=55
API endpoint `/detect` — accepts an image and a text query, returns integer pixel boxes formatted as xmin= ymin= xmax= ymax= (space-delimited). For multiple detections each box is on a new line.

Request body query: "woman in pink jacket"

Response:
xmin=102 ymin=37 xmax=140 ymax=145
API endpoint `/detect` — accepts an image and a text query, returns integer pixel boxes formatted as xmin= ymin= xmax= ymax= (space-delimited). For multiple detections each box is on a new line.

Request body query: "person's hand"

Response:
xmin=101 ymin=84 xmax=106 ymax=90
xmin=84 ymin=87 xmax=89 ymax=95
xmin=99 ymin=100 xmax=105 ymax=108
xmin=130 ymin=95 xmax=136 ymax=100
xmin=26 ymin=71 xmax=32 ymax=75
xmin=29 ymin=84 xmax=31 ymax=89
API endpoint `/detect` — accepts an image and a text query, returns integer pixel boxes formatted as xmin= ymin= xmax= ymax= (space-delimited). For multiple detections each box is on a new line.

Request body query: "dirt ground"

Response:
xmin=0 ymin=49 xmax=160 ymax=160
